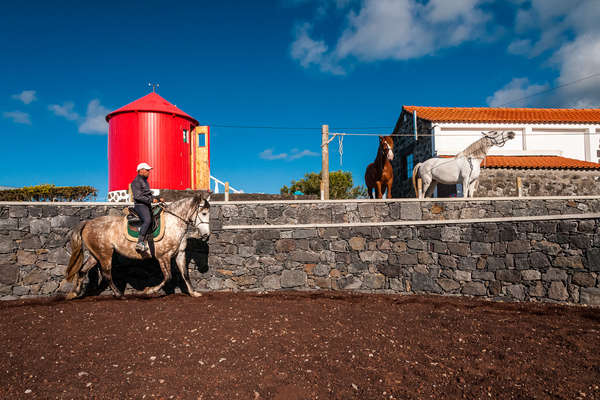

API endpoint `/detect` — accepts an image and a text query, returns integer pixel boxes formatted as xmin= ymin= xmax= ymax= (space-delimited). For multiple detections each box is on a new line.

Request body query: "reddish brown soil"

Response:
xmin=1 ymin=292 xmax=599 ymax=400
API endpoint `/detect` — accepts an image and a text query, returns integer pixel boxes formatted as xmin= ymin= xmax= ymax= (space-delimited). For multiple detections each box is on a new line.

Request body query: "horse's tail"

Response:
xmin=412 ymin=163 xmax=421 ymax=198
xmin=64 ymin=221 xmax=87 ymax=283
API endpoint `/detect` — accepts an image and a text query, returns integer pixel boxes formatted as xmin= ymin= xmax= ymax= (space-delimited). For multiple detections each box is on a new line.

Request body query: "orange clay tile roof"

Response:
xmin=403 ymin=106 xmax=600 ymax=124
xmin=440 ymin=155 xmax=600 ymax=170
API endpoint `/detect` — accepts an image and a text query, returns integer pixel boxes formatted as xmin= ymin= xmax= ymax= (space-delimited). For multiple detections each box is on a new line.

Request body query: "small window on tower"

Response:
xmin=198 ymin=133 xmax=205 ymax=147
xmin=183 ymin=129 xmax=189 ymax=143
xmin=407 ymin=154 xmax=414 ymax=178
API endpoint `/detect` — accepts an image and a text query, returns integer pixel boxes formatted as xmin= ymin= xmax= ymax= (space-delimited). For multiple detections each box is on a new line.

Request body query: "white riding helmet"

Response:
xmin=137 ymin=162 xmax=152 ymax=171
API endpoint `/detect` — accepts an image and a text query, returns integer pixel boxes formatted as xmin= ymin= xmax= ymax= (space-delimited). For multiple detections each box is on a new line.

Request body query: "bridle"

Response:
xmin=159 ymin=200 xmax=209 ymax=228
xmin=482 ymin=131 xmax=510 ymax=147
xmin=380 ymin=140 xmax=393 ymax=159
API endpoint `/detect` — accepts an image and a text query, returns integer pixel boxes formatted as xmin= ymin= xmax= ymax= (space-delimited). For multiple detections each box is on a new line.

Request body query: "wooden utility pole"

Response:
xmin=321 ymin=124 xmax=329 ymax=200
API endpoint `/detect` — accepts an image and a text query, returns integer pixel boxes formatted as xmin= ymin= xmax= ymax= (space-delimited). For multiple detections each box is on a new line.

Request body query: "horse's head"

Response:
xmin=191 ymin=194 xmax=210 ymax=241
xmin=379 ymin=136 xmax=394 ymax=161
xmin=482 ymin=131 xmax=516 ymax=147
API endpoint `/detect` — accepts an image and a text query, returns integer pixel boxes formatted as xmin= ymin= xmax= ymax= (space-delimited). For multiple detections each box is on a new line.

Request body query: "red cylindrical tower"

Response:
xmin=106 ymin=92 xmax=202 ymax=200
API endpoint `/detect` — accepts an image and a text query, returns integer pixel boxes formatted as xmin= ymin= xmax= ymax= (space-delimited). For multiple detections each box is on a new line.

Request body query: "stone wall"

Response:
xmin=476 ymin=169 xmax=600 ymax=197
xmin=1 ymin=199 xmax=600 ymax=305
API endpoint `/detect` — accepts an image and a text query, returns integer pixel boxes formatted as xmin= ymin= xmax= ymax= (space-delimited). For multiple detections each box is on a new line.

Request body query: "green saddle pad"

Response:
xmin=127 ymin=207 xmax=163 ymax=239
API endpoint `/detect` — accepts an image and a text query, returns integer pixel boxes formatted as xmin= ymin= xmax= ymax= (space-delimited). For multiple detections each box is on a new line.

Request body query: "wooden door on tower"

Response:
xmin=191 ymin=126 xmax=210 ymax=190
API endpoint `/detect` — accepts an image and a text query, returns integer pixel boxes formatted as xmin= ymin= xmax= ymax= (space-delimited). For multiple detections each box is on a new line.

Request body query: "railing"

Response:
xmin=210 ymin=176 xmax=243 ymax=194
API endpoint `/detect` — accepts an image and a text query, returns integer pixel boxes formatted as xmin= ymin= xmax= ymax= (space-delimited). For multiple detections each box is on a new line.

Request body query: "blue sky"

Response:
xmin=2 ymin=0 xmax=599 ymax=199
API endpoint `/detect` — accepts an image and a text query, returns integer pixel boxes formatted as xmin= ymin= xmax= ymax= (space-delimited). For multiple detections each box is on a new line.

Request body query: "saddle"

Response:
xmin=123 ymin=204 xmax=166 ymax=242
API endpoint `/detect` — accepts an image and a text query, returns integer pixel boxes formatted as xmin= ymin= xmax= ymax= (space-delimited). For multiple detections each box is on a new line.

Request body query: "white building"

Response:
xmin=392 ymin=106 xmax=600 ymax=197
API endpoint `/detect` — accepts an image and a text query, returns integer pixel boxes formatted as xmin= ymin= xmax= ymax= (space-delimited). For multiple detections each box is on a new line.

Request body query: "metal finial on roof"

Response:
xmin=148 ymin=82 xmax=159 ymax=93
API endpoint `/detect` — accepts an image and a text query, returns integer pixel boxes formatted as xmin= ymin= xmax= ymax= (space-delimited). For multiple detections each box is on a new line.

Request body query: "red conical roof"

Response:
xmin=105 ymin=92 xmax=198 ymax=125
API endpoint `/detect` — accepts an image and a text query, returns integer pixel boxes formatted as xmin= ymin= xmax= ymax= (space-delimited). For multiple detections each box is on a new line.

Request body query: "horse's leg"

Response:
xmin=143 ymin=255 xmax=172 ymax=295
xmin=65 ymin=256 xmax=97 ymax=300
xmin=425 ymin=181 xmax=437 ymax=198
xmin=367 ymin=186 xmax=373 ymax=199
xmin=386 ymin=180 xmax=393 ymax=199
xmin=175 ymin=245 xmax=202 ymax=298
xmin=97 ymin=255 xmax=123 ymax=298
xmin=375 ymin=181 xmax=383 ymax=199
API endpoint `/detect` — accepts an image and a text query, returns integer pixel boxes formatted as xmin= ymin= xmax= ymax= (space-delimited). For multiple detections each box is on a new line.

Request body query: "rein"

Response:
xmin=160 ymin=203 xmax=201 ymax=227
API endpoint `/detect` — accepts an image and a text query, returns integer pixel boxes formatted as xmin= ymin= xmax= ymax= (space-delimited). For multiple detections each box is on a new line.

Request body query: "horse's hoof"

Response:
xmin=190 ymin=291 xmax=203 ymax=298
xmin=65 ymin=292 xmax=78 ymax=300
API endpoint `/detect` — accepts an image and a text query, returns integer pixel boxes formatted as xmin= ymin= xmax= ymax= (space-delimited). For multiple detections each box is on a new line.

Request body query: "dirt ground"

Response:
xmin=0 ymin=292 xmax=599 ymax=400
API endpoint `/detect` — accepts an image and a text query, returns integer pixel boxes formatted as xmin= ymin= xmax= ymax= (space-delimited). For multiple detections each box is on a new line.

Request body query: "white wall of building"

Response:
xmin=432 ymin=122 xmax=600 ymax=163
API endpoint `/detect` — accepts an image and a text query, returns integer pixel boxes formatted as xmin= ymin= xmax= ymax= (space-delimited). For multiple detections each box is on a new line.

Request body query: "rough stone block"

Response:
xmin=364 ymin=273 xmax=385 ymax=289
xmin=358 ymin=204 xmax=375 ymax=218
xmin=447 ymin=243 xmax=469 ymax=256
xmin=529 ymin=281 xmax=545 ymax=297
xmin=29 ymin=219 xmax=51 ymax=234
xmin=549 ymin=281 xmax=568 ymax=301
xmin=359 ymin=251 xmax=388 ymax=263
xmin=280 ymin=270 xmax=307 ymax=288
xmin=542 ymin=268 xmax=567 ymax=281
xmin=584 ymin=248 xmax=600 ymax=271
xmin=50 ymin=215 xmax=80 ymax=229
xmin=9 ymin=206 xmax=27 ymax=218
xmin=400 ymin=203 xmax=422 ymax=220
xmin=528 ymin=252 xmax=550 ymax=268
xmin=330 ymin=240 xmax=347 ymax=252
xmin=289 ymin=250 xmax=320 ymax=263
xmin=580 ymin=288 xmax=600 ymax=305
xmin=553 ymin=256 xmax=583 ymax=269
xmin=438 ymin=255 xmax=457 ymax=268
xmin=407 ymin=239 xmax=426 ymax=250
xmin=207 ymin=277 xmax=223 ymax=290
xmin=569 ymin=234 xmax=593 ymax=249
xmin=411 ymin=273 xmax=441 ymax=293
xmin=348 ymin=237 xmax=365 ymax=251
xmin=521 ymin=270 xmax=541 ymax=281
xmin=471 ymin=242 xmax=492 ymax=255
xmin=437 ymin=278 xmax=460 ymax=292
xmin=313 ymin=264 xmax=330 ymax=276
xmin=17 ymin=250 xmax=37 ymax=266
xmin=417 ymin=252 xmax=434 ymax=265
xmin=313 ymin=277 xmax=332 ymax=289
xmin=292 ymin=229 xmax=318 ymax=239
xmin=275 ymin=239 xmax=295 ymax=252
xmin=462 ymin=282 xmax=486 ymax=296
xmin=572 ymin=272 xmax=596 ymax=287
xmin=0 ymin=264 xmax=18 ymax=285
xmin=389 ymin=278 xmax=404 ymax=291
xmin=394 ymin=253 xmax=417 ymax=265
xmin=472 ymin=271 xmax=494 ymax=280
xmin=47 ymin=248 xmax=69 ymax=265
xmin=507 ymin=240 xmax=530 ymax=254
xmin=496 ymin=269 xmax=520 ymax=283
xmin=506 ymin=284 xmax=526 ymax=301
xmin=441 ymin=227 xmax=461 ymax=242
xmin=454 ymin=270 xmax=471 ymax=281
xmin=0 ymin=238 xmax=15 ymax=253
xmin=22 ymin=270 xmax=49 ymax=285
xmin=0 ymin=218 xmax=18 ymax=230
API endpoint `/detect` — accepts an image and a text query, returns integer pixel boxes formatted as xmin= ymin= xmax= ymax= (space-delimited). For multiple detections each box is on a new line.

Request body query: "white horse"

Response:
xmin=412 ymin=131 xmax=516 ymax=198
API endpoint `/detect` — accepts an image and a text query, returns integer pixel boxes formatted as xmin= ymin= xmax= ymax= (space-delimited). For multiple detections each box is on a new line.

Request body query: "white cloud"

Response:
xmin=48 ymin=99 xmax=110 ymax=134
xmin=290 ymin=0 xmax=491 ymax=74
xmin=289 ymin=149 xmax=319 ymax=160
xmin=78 ymin=99 xmax=110 ymax=134
xmin=492 ymin=0 xmax=600 ymax=107
xmin=260 ymin=149 xmax=288 ymax=160
xmin=3 ymin=111 xmax=31 ymax=125
xmin=48 ymin=102 xmax=79 ymax=121
xmin=260 ymin=148 xmax=319 ymax=161
xmin=290 ymin=23 xmax=345 ymax=75
xmin=486 ymin=78 xmax=549 ymax=107
xmin=11 ymin=90 xmax=37 ymax=104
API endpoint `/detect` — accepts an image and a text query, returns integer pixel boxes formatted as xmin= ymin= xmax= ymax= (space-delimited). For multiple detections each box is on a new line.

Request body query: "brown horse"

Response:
xmin=365 ymin=136 xmax=394 ymax=199
xmin=62 ymin=195 xmax=210 ymax=299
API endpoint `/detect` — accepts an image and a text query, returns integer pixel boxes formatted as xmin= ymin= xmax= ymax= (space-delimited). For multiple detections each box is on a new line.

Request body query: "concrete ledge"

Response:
xmin=223 ymin=213 xmax=600 ymax=230
xmin=1 ymin=195 xmax=600 ymax=206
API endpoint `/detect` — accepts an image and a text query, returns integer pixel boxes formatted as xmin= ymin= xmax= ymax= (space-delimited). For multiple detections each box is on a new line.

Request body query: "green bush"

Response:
xmin=280 ymin=171 xmax=367 ymax=199
xmin=0 ymin=184 xmax=98 ymax=202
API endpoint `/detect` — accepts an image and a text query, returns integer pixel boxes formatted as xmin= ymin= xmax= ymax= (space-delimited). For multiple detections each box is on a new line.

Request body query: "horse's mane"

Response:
xmin=456 ymin=136 xmax=493 ymax=159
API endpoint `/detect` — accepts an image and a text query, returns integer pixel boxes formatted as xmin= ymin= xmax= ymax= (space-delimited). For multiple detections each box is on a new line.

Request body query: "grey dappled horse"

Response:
xmin=63 ymin=195 xmax=210 ymax=299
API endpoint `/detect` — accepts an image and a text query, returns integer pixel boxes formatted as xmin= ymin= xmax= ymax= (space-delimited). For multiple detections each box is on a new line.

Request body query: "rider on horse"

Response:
xmin=131 ymin=162 xmax=163 ymax=253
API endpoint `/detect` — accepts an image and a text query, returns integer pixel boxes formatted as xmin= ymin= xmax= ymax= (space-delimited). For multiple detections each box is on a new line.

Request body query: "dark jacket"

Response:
xmin=131 ymin=174 xmax=155 ymax=206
